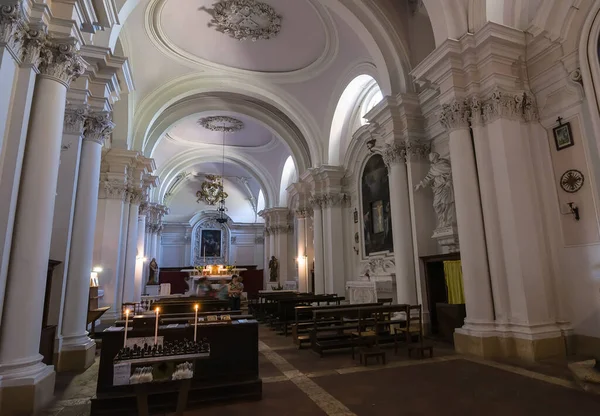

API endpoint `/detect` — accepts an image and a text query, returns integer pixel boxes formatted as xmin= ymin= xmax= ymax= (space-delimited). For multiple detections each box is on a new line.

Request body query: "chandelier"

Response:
xmin=196 ymin=174 xmax=228 ymax=205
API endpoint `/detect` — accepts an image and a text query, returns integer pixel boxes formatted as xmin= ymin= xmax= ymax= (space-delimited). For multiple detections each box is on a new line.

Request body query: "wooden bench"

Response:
xmin=292 ymin=303 xmax=381 ymax=347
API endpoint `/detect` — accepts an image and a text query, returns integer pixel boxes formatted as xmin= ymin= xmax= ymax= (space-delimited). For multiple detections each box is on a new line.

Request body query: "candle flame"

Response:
xmin=155 ymin=307 xmax=160 ymax=313
xmin=125 ymin=309 xmax=130 ymax=316
xmin=194 ymin=304 xmax=199 ymax=311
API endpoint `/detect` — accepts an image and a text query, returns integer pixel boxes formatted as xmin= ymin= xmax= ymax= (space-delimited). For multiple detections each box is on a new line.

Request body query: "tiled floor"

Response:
xmin=42 ymin=325 xmax=600 ymax=416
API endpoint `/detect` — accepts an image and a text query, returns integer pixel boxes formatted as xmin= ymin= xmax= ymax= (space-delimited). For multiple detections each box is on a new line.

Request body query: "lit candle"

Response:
xmin=154 ymin=307 xmax=160 ymax=345
xmin=194 ymin=304 xmax=199 ymax=342
xmin=203 ymin=246 xmax=206 ymax=264
xmin=123 ymin=309 xmax=130 ymax=348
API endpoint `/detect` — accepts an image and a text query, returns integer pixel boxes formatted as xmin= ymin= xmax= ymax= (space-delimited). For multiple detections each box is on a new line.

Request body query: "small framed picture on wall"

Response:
xmin=553 ymin=120 xmax=574 ymax=151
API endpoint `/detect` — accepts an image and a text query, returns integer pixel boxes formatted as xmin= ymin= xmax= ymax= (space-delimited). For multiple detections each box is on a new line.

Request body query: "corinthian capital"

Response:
xmin=480 ymin=88 xmax=538 ymax=124
xmin=308 ymin=194 xmax=323 ymax=209
xmin=0 ymin=1 xmax=26 ymax=57
xmin=84 ymin=111 xmax=115 ymax=145
xmin=37 ymin=39 xmax=86 ymax=86
xmin=321 ymin=192 xmax=349 ymax=208
xmin=103 ymin=181 xmax=127 ymax=201
xmin=382 ymin=142 xmax=406 ymax=167
xmin=439 ymin=100 xmax=470 ymax=132
xmin=63 ymin=104 xmax=89 ymax=135
xmin=405 ymin=139 xmax=431 ymax=161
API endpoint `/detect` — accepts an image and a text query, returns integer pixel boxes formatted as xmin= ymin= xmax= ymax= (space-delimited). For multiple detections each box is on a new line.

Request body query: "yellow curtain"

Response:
xmin=443 ymin=260 xmax=465 ymax=304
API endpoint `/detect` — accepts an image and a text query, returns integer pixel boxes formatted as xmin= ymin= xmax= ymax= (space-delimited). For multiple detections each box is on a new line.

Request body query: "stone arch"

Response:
xmin=132 ymin=74 xmax=321 ymax=169
xmin=157 ymin=150 xmax=277 ymax=211
xmin=421 ymin=0 xmax=469 ymax=46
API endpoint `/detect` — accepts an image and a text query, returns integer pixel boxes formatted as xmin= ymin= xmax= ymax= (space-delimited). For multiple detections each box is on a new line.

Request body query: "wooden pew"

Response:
xmin=310 ymin=304 xmax=409 ymax=357
xmin=291 ymin=302 xmax=382 ymax=347
xmin=274 ymin=295 xmax=344 ymax=336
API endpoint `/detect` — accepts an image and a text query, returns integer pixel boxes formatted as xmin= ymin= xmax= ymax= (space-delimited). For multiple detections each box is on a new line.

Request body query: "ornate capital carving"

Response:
xmin=255 ymin=236 xmax=265 ymax=244
xmin=139 ymin=202 xmax=150 ymax=216
xmin=308 ymin=194 xmax=323 ymax=209
xmin=84 ymin=111 xmax=114 ymax=145
xmin=382 ymin=142 xmax=406 ymax=167
xmin=439 ymin=100 xmax=470 ymax=132
xmin=63 ymin=104 xmax=88 ymax=135
xmin=480 ymin=89 xmax=537 ymax=124
xmin=127 ymin=189 xmax=144 ymax=205
xmin=102 ymin=181 xmax=127 ymax=201
xmin=295 ymin=208 xmax=311 ymax=219
xmin=0 ymin=1 xmax=27 ymax=58
xmin=321 ymin=192 xmax=349 ymax=208
xmin=37 ymin=39 xmax=85 ymax=87
xmin=405 ymin=139 xmax=431 ymax=161
xmin=269 ymin=224 xmax=292 ymax=235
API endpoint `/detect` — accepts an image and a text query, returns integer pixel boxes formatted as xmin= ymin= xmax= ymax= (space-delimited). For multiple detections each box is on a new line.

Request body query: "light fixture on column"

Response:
xmin=90 ymin=266 xmax=102 ymax=287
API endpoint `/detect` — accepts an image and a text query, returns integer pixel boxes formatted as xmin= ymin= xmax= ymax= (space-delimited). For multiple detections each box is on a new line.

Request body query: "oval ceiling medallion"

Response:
xmin=145 ymin=0 xmax=338 ymax=82
xmin=198 ymin=116 xmax=245 ymax=132
xmin=209 ymin=0 xmax=282 ymax=42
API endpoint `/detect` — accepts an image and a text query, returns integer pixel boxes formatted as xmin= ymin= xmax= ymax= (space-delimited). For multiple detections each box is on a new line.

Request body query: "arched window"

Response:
xmin=360 ymin=88 xmax=383 ymax=125
xmin=278 ymin=156 xmax=297 ymax=207
xmin=329 ymin=75 xmax=381 ymax=165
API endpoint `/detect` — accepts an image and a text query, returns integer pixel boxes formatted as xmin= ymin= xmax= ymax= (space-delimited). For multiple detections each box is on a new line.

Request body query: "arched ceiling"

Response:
xmin=117 ymin=0 xmax=418 ymax=214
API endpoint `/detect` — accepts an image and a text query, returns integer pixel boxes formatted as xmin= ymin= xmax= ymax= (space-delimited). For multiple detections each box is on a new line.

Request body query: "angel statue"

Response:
xmin=415 ymin=152 xmax=456 ymax=228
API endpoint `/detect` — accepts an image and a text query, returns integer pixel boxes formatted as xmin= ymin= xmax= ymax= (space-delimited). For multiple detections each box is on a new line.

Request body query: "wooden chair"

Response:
xmin=396 ymin=305 xmax=433 ymax=358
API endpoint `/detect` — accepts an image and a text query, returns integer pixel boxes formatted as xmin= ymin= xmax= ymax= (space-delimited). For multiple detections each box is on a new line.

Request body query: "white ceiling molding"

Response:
xmin=137 ymin=90 xmax=318 ymax=174
xmin=132 ymin=73 xmax=322 ymax=165
xmin=144 ymin=0 xmax=339 ymax=83
xmin=163 ymin=132 xmax=280 ymax=153
xmin=157 ymin=148 xmax=277 ymax=209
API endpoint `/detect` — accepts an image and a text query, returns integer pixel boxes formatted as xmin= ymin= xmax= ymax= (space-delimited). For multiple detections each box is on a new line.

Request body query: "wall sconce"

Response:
xmin=567 ymin=202 xmax=580 ymax=221
xmin=90 ymin=266 xmax=102 ymax=287
xmin=353 ymin=246 xmax=359 ymax=255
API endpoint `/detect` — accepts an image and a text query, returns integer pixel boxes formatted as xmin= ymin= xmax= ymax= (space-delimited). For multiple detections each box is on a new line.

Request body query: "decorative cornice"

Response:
xmin=83 ymin=111 xmax=115 ymax=145
xmin=37 ymin=39 xmax=86 ymax=87
xmin=208 ymin=0 xmax=282 ymax=42
xmin=63 ymin=104 xmax=89 ymax=135
xmin=382 ymin=142 xmax=406 ymax=167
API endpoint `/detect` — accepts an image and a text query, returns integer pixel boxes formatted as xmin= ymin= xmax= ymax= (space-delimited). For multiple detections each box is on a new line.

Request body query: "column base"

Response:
xmin=454 ymin=324 xmax=566 ymax=361
xmin=0 ymin=360 xmax=55 ymax=415
xmin=57 ymin=337 xmax=96 ymax=372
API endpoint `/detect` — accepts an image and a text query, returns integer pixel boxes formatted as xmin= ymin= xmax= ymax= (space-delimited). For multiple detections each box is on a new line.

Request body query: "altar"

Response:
xmin=181 ymin=266 xmax=247 ymax=295
xmin=346 ymin=256 xmax=396 ymax=304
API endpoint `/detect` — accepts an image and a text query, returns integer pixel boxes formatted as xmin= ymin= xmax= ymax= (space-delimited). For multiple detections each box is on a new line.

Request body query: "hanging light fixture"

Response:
xmin=216 ymin=127 xmax=228 ymax=224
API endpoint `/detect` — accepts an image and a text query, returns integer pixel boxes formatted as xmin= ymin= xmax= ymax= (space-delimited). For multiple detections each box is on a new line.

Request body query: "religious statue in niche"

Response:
xmin=269 ymin=256 xmax=279 ymax=282
xmin=148 ymin=258 xmax=159 ymax=285
xmin=415 ymin=152 xmax=456 ymax=229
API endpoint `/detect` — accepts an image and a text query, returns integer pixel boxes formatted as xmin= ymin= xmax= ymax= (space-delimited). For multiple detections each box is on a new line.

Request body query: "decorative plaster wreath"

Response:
xmin=208 ymin=0 xmax=282 ymax=42
xmin=197 ymin=116 xmax=244 ymax=132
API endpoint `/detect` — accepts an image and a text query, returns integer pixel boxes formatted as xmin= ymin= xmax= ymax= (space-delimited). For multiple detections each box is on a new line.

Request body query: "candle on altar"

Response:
xmin=193 ymin=304 xmax=199 ymax=342
xmin=123 ymin=309 xmax=130 ymax=348
xmin=203 ymin=246 xmax=206 ymax=263
xmin=154 ymin=307 xmax=160 ymax=345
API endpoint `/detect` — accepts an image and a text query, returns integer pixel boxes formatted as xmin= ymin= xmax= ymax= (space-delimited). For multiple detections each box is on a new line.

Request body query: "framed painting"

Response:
xmin=371 ymin=200 xmax=384 ymax=234
xmin=201 ymin=229 xmax=222 ymax=258
xmin=553 ymin=122 xmax=574 ymax=151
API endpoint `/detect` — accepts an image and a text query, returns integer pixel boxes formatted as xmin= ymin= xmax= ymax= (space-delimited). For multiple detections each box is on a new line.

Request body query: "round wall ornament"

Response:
xmin=560 ymin=169 xmax=584 ymax=193
xmin=208 ymin=0 xmax=282 ymax=42
xmin=197 ymin=116 xmax=244 ymax=132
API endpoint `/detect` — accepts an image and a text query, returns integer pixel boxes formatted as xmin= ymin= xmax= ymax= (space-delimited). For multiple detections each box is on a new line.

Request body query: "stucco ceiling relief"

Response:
xmin=198 ymin=115 xmax=245 ymax=132
xmin=205 ymin=0 xmax=282 ymax=41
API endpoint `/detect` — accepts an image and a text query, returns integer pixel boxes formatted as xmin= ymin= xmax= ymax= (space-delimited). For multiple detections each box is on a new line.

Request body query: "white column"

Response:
xmin=321 ymin=194 xmax=346 ymax=295
xmin=134 ymin=212 xmax=146 ymax=299
xmin=94 ymin=190 xmax=126 ymax=320
xmin=310 ymin=197 xmax=325 ymax=294
xmin=151 ymin=229 xmax=159 ymax=263
xmin=47 ymin=107 xmax=85 ymax=347
xmin=263 ymin=229 xmax=270 ymax=284
xmin=116 ymin=198 xmax=130 ymax=309
xmin=305 ymin=215 xmax=314 ymax=292
xmin=442 ymin=109 xmax=495 ymax=330
xmin=471 ymin=121 xmax=510 ymax=327
xmin=0 ymin=45 xmax=38 ymax=328
xmin=123 ymin=197 xmax=141 ymax=302
xmin=383 ymin=145 xmax=417 ymax=305
xmin=59 ymin=113 xmax=112 ymax=371
xmin=0 ymin=40 xmax=84 ymax=410
xmin=295 ymin=211 xmax=308 ymax=292
xmin=274 ymin=227 xmax=289 ymax=284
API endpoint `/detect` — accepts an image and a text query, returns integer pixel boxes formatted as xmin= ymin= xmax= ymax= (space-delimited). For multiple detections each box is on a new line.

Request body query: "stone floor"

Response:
xmin=43 ymin=326 xmax=600 ymax=416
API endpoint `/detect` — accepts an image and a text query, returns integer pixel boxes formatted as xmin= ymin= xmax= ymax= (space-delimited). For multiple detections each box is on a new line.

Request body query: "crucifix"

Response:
xmin=556 ymin=116 xmax=564 ymax=126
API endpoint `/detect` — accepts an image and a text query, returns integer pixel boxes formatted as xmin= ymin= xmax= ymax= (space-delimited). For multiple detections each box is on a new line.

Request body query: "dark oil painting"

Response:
xmin=201 ymin=229 xmax=222 ymax=258
xmin=362 ymin=155 xmax=393 ymax=255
